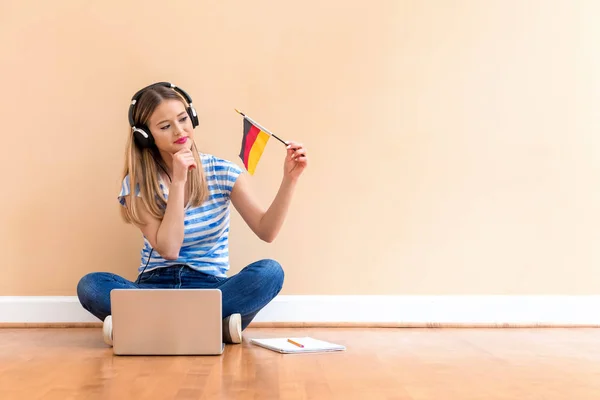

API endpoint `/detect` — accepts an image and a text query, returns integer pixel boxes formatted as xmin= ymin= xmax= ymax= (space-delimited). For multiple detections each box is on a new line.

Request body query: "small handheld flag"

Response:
xmin=235 ymin=109 xmax=287 ymax=175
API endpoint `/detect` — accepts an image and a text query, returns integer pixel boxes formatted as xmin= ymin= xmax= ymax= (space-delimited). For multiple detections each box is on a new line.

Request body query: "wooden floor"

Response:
xmin=1 ymin=328 xmax=600 ymax=399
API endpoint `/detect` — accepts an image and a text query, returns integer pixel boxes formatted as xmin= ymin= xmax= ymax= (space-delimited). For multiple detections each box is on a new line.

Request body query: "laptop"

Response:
xmin=110 ymin=288 xmax=225 ymax=355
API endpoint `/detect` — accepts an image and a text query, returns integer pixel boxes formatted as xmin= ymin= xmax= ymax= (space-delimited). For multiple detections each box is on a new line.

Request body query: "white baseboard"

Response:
xmin=253 ymin=295 xmax=600 ymax=326
xmin=1 ymin=295 xmax=600 ymax=326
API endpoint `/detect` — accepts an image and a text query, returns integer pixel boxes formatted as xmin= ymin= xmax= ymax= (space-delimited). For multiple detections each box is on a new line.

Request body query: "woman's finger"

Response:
xmin=286 ymin=142 xmax=303 ymax=151
xmin=292 ymin=149 xmax=306 ymax=159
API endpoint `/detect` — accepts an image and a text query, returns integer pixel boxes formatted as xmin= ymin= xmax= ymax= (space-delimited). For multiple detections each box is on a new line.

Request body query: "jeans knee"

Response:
xmin=258 ymin=259 xmax=284 ymax=291
xmin=77 ymin=274 xmax=91 ymax=304
xmin=76 ymin=272 xmax=101 ymax=308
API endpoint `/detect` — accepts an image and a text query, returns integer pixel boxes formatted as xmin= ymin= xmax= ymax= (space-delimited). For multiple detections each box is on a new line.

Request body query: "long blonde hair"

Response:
xmin=120 ymin=85 xmax=208 ymax=226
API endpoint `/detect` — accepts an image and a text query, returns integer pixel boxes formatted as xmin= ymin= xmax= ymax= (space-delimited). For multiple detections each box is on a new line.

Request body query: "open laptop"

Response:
xmin=110 ymin=288 xmax=224 ymax=355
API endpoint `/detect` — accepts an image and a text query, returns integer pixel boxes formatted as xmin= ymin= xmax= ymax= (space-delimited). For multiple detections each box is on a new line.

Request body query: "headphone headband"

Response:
xmin=128 ymin=82 xmax=196 ymax=127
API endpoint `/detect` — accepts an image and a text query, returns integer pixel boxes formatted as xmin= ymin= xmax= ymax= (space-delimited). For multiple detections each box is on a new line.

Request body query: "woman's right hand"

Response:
xmin=172 ymin=148 xmax=197 ymax=183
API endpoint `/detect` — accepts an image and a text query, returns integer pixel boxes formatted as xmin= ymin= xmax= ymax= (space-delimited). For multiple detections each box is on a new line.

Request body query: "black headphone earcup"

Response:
xmin=187 ymin=107 xmax=199 ymax=128
xmin=133 ymin=126 xmax=155 ymax=148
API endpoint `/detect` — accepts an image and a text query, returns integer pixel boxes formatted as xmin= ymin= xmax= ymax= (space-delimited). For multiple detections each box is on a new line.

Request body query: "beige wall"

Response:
xmin=1 ymin=0 xmax=599 ymax=296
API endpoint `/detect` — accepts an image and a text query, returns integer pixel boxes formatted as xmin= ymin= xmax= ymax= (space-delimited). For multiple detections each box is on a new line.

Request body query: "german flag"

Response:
xmin=239 ymin=118 xmax=270 ymax=175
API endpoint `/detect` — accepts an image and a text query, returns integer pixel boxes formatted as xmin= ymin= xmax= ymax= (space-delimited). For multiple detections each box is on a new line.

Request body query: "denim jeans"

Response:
xmin=76 ymin=258 xmax=284 ymax=330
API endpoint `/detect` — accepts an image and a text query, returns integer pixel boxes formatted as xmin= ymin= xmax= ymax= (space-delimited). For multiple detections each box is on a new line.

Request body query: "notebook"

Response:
xmin=250 ymin=336 xmax=346 ymax=354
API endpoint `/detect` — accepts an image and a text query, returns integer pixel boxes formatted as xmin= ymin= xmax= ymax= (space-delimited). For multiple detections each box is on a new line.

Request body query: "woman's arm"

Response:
xmin=231 ymin=141 xmax=308 ymax=243
xmin=231 ymin=174 xmax=297 ymax=243
xmin=125 ymin=181 xmax=186 ymax=260
xmin=124 ymin=148 xmax=196 ymax=259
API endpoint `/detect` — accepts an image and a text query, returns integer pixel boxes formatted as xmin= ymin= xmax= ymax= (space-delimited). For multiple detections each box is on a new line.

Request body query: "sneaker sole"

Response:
xmin=228 ymin=313 xmax=242 ymax=344
xmin=103 ymin=316 xmax=113 ymax=346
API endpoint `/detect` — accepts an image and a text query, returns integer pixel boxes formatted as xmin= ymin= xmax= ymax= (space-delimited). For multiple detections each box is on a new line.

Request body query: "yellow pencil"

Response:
xmin=287 ymin=339 xmax=304 ymax=348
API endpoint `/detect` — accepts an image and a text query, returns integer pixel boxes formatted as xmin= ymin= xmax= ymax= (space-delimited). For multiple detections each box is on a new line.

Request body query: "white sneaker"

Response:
xmin=223 ymin=313 xmax=242 ymax=344
xmin=103 ymin=315 xmax=113 ymax=346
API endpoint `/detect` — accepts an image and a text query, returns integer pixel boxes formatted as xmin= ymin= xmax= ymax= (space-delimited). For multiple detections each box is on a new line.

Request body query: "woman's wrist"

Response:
xmin=170 ymin=181 xmax=186 ymax=191
xmin=281 ymin=175 xmax=299 ymax=188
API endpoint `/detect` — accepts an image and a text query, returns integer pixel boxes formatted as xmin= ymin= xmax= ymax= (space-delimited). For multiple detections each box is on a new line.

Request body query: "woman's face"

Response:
xmin=147 ymin=99 xmax=194 ymax=153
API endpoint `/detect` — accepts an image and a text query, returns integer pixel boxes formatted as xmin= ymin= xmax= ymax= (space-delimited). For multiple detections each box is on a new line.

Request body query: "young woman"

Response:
xmin=76 ymin=82 xmax=307 ymax=345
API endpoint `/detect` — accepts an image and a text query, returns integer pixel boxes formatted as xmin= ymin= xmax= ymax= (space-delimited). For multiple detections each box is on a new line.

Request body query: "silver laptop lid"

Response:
xmin=111 ymin=289 xmax=223 ymax=355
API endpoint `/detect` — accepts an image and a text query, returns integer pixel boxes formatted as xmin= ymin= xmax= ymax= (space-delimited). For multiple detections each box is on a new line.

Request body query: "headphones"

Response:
xmin=128 ymin=82 xmax=199 ymax=149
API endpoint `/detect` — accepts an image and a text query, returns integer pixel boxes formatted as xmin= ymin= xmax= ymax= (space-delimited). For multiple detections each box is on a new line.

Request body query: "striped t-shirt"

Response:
xmin=118 ymin=153 xmax=243 ymax=277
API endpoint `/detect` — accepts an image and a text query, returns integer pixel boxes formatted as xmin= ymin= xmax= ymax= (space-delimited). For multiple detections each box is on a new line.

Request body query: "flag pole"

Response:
xmin=235 ymin=109 xmax=288 ymax=146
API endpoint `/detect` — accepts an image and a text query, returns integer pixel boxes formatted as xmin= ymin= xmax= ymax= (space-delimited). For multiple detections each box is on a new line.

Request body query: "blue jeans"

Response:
xmin=77 ymin=259 xmax=284 ymax=330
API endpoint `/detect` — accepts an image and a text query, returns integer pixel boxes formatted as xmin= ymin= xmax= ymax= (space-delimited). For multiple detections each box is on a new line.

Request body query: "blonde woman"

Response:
xmin=77 ymin=82 xmax=307 ymax=345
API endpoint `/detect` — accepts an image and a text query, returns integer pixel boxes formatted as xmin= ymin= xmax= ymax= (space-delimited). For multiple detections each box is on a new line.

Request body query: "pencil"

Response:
xmin=287 ymin=339 xmax=304 ymax=348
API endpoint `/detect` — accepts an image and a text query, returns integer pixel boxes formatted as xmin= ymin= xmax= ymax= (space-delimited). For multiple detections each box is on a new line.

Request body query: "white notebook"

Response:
xmin=250 ymin=336 xmax=346 ymax=354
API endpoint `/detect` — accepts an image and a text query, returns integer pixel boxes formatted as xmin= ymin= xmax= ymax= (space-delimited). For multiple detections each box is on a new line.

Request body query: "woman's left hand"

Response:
xmin=284 ymin=141 xmax=308 ymax=181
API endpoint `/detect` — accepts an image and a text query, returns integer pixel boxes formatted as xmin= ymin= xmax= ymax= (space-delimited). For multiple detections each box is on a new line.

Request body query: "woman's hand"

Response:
xmin=284 ymin=141 xmax=308 ymax=181
xmin=172 ymin=148 xmax=197 ymax=183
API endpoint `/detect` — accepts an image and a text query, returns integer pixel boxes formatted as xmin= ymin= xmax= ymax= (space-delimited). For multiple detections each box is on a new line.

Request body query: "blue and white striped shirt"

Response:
xmin=118 ymin=153 xmax=243 ymax=277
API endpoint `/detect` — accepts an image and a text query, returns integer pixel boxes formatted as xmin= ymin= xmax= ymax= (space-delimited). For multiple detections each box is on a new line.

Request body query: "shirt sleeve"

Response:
xmin=118 ymin=174 xmax=141 ymax=206
xmin=212 ymin=157 xmax=243 ymax=198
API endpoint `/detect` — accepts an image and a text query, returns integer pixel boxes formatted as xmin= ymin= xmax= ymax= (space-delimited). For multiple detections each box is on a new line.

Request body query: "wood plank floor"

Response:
xmin=1 ymin=327 xmax=600 ymax=399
